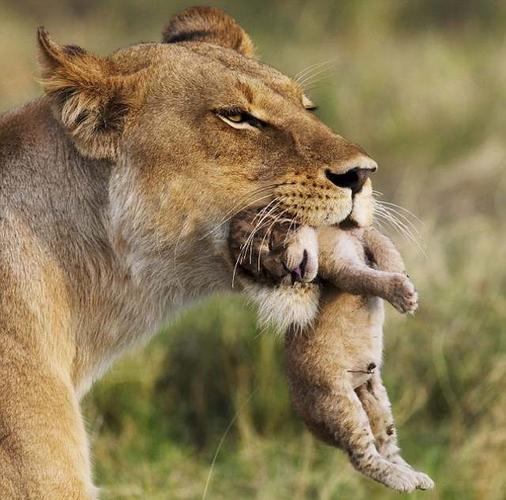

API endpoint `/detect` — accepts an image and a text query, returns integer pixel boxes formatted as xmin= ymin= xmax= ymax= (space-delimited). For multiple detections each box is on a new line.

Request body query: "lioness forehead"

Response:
xmin=110 ymin=42 xmax=303 ymax=104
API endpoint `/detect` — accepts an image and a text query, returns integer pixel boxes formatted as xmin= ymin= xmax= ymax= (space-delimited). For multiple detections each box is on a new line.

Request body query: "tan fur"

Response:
xmin=285 ymin=227 xmax=433 ymax=492
xmin=0 ymin=7 xmax=380 ymax=498
xmin=229 ymin=185 xmax=434 ymax=492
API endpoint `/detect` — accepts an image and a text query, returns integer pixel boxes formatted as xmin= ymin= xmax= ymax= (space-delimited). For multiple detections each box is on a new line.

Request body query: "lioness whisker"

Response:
xmin=298 ymin=64 xmax=338 ymax=88
xmin=372 ymin=192 xmax=422 ymax=224
xmin=374 ymin=208 xmax=426 ymax=256
xmin=200 ymin=194 xmax=272 ymax=244
xmin=243 ymin=200 xmax=283 ymax=265
xmin=248 ymin=197 xmax=280 ymax=227
xmin=372 ymin=217 xmax=388 ymax=233
xmin=374 ymin=211 xmax=409 ymax=242
xmin=284 ymin=210 xmax=301 ymax=243
xmin=256 ymin=208 xmax=291 ymax=272
xmin=375 ymin=199 xmax=423 ymax=225
xmin=216 ymin=185 xmax=275 ymax=222
xmin=293 ymin=59 xmax=336 ymax=82
xmin=231 ymin=199 xmax=282 ymax=287
xmin=375 ymin=206 xmax=420 ymax=243
xmin=299 ymin=69 xmax=337 ymax=90
xmin=295 ymin=59 xmax=337 ymax=86
xmin=375 ymin=207 xmax=414 ymax=240
xmin=200 ymin=188 xmax=275 ymax=241
xmin=375 ymin=202 xmax=421 ymax=237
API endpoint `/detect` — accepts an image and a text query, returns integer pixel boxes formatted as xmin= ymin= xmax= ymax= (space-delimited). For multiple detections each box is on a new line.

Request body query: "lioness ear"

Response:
xmin=162 ymin=7 xmax=255 ymax=58
xmin=37 ymin=27 xmax=136 ymax=160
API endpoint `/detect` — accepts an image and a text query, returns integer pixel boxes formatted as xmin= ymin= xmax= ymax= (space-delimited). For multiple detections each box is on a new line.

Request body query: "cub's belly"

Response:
xmin=328 ymin=293 xmax=385 ymax=389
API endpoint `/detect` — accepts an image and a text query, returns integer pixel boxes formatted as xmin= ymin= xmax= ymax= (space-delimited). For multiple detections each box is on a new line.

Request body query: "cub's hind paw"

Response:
xmin=386 ymin=273 xmax=418 ymax=314
xmin=379 ymin=463 xmax=420 ymax=493
xmin=352 ymin=453 xmax=428 ymax=493
xmin=388 ymin=455 xmax=435 ymax=490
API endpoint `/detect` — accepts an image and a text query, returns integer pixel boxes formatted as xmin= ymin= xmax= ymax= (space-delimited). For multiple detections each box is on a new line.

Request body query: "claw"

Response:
xmin=290 ymin=249 xmax=307 ymax=282
xmin=285 ymin=227 xmax=318 ymax=283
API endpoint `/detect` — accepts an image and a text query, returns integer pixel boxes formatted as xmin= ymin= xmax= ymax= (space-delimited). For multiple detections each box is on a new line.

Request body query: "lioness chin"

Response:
xmin=0 ymin=6 xmax=377 ymax=498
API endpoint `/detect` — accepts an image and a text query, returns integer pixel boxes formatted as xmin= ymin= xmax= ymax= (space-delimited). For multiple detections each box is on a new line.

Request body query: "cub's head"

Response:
xmin=37 ymin=7 xmax=377 ymax=316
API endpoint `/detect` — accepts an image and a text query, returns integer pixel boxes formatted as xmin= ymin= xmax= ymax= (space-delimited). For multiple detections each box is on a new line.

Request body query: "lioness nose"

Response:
xmin=325 ymin=159 xmax=377 ymax=194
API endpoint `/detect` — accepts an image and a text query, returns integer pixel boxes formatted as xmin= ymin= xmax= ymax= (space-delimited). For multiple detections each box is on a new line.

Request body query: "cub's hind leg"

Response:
xmin=285 ymin=289 xmax=428 ymax=493
xmin=286 ymin=365 xmax=422 ymax=493
xmin=356 ymin=373 xmax=434 ymax=490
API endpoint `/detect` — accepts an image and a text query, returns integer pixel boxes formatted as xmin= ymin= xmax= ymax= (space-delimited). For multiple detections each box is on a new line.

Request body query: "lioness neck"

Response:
xmin=0 ymin=99 xmax=230 ymax=396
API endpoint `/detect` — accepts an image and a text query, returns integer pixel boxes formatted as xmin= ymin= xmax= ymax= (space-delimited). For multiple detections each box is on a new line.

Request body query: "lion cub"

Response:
xmin=229 ymin=206 xmax=434 ymax=493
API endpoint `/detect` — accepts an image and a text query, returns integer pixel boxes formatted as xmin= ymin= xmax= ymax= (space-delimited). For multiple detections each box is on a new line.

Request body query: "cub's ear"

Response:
xmin=162 ymin=6 xmax=255 ymax=58
xmin=37 ymin=27 xmax=138 ymax=160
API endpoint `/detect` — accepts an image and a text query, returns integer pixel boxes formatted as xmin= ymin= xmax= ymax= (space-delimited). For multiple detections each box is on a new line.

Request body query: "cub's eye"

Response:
xmin=216 ymin=108 xmax=267 ymax=130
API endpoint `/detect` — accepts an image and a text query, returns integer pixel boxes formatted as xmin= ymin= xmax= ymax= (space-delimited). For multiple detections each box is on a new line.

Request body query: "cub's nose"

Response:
xmin=325 ymin=159 xmax=377 ymax=194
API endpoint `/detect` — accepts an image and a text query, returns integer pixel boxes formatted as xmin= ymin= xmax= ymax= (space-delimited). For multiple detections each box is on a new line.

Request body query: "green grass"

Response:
xmin=1 ymin=1 xmax=505 ymax=498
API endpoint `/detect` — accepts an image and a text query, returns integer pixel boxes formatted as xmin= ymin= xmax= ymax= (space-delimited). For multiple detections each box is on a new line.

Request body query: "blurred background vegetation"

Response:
xmin=1 ymin=0 xmax=505 ymax=498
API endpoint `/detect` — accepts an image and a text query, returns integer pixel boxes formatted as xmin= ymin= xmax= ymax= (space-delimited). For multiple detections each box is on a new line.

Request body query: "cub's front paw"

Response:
xmin=413 ymin=471 xmax=435 ymax=490
xmin=385 ymin=273 xmax=418 ymax=314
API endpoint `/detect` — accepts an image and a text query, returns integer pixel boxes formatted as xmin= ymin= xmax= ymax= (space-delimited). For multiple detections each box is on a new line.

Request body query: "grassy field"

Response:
xmin=1 ymin=1 xmax=505 ymax=498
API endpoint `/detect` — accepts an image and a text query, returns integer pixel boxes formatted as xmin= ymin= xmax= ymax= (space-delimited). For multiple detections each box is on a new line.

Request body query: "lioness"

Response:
xmin=228 ymin=182 xmax=434 ymax=492
xmin=1 ymin=7 xmax=378 ymax=498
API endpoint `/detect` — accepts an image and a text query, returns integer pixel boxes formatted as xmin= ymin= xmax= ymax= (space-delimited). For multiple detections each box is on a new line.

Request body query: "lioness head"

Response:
xmin=37 ymin=7 xmax=376 ymax=318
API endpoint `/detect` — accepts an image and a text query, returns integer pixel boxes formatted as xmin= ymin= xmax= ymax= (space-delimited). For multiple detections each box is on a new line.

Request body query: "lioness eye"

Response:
xmin=227 ymin=114 xmax=243 ymax=123
xmin=216 ymin=108 xmax=267 ymax=130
